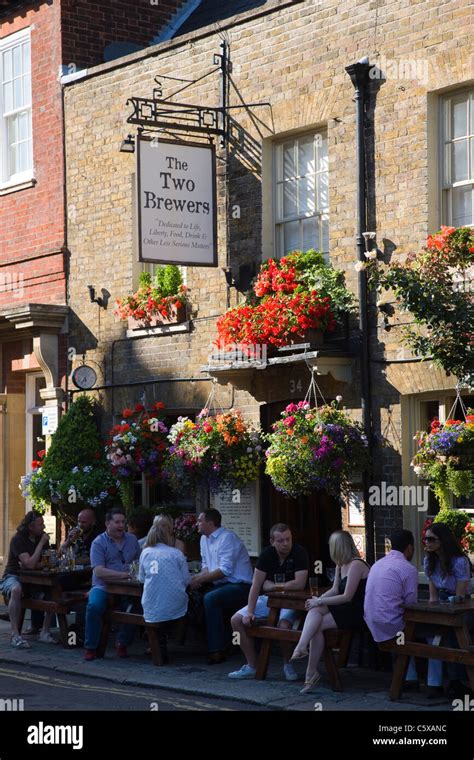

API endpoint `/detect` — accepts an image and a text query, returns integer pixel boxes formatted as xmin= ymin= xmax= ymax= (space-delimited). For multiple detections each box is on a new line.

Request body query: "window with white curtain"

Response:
xmin=274 ymin=132 xmax=329 ymax=259
xmin=0 ymin=28 xmax=32 ymax=186
xmin=441 ymin=90 xmax=474 ymax=227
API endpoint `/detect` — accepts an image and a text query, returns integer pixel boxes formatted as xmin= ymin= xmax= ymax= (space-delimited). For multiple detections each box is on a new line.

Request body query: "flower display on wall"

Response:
xmin=165 ymin=409 xmax=262 ymax=494
xmin=215 ymin=250 xmax=355 ymax=350
xmin=264 ymin=400 xmax=369 ymax=498
xmin=411 ymin=413 xmax=474 ymax=509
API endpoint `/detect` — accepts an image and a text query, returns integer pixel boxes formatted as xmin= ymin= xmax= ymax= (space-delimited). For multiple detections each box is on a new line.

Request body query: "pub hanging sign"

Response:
xmin=137 ymin=136 xmax=217 ymax=266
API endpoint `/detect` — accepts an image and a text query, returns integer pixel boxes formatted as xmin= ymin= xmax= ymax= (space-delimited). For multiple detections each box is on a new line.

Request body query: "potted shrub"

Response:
xmin=214 ymin=250 xmax=356 ymax=352
xmin=20 ymin=396 xmax=115 ymax=523
xmin=411 ymin=413 xmax=474 ymax=509
xmin=165 ymin=409 xmax=262 ymax=495
xmin=264 ymin=399 xmax=369 ymax=498
xmin=115 ymin=266 xmax=189 ymax=329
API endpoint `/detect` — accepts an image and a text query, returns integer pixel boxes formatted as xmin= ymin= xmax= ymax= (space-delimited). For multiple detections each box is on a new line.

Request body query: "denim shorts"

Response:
xmin=237 ymin=594 xmax=300 ymax=625
xmin=0 ymin=574 xmax=21 ymax=599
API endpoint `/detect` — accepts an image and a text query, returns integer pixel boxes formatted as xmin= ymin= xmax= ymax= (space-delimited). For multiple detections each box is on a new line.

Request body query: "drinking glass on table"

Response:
xmin=274 ymin=574 xmax=286 ymax=592
xmin=309 ymin=577 xmax=319 ymax=597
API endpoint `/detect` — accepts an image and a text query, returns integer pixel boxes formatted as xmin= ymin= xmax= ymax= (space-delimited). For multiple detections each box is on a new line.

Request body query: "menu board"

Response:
xmin=211 ymin=481 xmax=261 ymax=557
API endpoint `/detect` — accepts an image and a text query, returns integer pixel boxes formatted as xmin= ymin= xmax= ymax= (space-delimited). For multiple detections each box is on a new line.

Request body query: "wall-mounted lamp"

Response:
xmin=222 ymin=262 xmax=256 ymax=292
xmin=120 ymin=134 xmax=135 ymax=153
xmin=87 ymin=285 xmax=109 ymax=309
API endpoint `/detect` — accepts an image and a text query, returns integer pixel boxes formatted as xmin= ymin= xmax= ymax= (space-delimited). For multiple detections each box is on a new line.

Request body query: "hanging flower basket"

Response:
xmin=105 ymin=402 xmax=168 ymax=513
xmin=165 ymin=409 xmax=263 ymax=495
xmin=411 ymin=411 xmax=474 ymax=508
xmin=264 ymin=401 xmax=369 ymax=498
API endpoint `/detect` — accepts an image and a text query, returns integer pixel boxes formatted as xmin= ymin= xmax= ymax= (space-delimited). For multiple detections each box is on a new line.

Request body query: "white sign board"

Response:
xmin=348 ymin=491 xmax=365 ymax=527
xmin=41 ymin=406 xmax=58 ymax=435
xmin=211 ymin=481 xmax=261 ymax=557
xmin=137 ymin=137 xmax=217 ymax=266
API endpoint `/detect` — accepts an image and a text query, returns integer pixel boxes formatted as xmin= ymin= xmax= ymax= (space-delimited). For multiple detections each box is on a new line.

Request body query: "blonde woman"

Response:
xmin=153 ymin=514 xmax=186 ymax=555
xmin=291 ymin=530 xmax=370 ymax=693
xmin=139 ymin=522 xmax=190 ymax=625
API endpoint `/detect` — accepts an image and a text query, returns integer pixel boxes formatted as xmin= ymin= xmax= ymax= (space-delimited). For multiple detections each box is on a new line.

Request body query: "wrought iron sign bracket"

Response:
xmin=126 ymin=41 xmax=269 ymax=149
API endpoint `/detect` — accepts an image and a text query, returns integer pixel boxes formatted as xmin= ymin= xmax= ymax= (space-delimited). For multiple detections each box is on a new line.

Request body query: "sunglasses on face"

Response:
xmin=424 ymin=536 xmax=439 ymax=543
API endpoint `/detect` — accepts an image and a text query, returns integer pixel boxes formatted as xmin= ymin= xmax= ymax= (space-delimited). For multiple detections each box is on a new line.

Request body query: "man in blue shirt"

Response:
xmin=83 ymin=507 xmax=140 ymax=661
xmin=189 ymin=509 xmax=253 ymax=663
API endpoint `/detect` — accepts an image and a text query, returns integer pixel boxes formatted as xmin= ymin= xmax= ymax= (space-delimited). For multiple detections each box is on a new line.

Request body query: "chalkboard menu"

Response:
xmin=211 ymin=481 xmax=261 ymax=557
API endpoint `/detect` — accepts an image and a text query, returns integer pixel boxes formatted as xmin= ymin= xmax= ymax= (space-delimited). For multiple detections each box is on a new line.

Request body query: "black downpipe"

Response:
xmin=345 ymin=60 xmax=374 ymax=565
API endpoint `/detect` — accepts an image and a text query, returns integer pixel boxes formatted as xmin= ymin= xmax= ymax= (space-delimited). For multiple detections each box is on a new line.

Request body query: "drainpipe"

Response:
xmin=345 ymin=59 xmax=374 ymax=564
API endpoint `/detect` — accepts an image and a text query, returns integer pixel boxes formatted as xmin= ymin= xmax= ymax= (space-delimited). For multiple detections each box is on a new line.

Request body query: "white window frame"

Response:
xmin=0 ymin=27 xmax=33 ymax=190
xmin=273 ymin=131 xmax=329 ymax=260
xmin=25 ymin=373 xmax=45 ymax=513
xmin=440 ymin=89 xmax=474 ymax=228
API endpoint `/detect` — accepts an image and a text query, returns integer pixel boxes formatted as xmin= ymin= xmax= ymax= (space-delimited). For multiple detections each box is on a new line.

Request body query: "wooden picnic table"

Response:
xmin=247 ymin=589 xmax=353 ymax=690
xmin=379 ymin=600 xmax=474 ymax=700
xmin=18 ymin=567 xmax=92 ymax=646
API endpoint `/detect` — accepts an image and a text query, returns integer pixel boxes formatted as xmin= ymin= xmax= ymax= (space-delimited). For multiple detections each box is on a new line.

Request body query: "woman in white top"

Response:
xmin=139 ymin=522 xmax=190 ymax=623
xmin=153 ymin=514 xmax=186 ymax=555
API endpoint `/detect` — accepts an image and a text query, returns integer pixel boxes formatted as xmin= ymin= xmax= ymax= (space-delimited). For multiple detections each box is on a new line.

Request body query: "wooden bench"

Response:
xmin=100 ymin=578 xmax=187 ymax=665
xmin=248 ymin=590 xmax=353 ymax=690
xmin=378 ymin=601 xmax=474 ymax=700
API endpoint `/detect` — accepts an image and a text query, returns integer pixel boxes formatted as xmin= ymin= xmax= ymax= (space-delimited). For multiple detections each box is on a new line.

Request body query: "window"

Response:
xmin=274 ymin=132 xmax=328 ymax=259
xmin=441 ymin=90 xmax=474 ymax=227
xmin=0 ymin=28 xmax=32 ymax=186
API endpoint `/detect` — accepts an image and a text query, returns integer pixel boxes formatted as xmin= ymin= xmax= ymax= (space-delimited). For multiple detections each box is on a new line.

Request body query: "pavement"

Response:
xmin=0 ymin=610 xmax=457 ymax=712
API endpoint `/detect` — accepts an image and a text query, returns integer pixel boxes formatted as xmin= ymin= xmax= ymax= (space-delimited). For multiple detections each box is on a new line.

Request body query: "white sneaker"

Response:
xmin=38 ymin=631 xmax=58 ymax=644
xmin=283 ymin=662 xmax=299 ymax=681
xmin=11 ymin=635 xmax=31 ymax=649
xmin=228 ymin=664 xmax=257 ymax=679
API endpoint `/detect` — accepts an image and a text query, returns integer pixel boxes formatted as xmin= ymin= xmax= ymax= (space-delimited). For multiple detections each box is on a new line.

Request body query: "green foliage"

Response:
xmin=291 ymin=249 xmax=357 ymax=318
xmin=21 ymin=396 xmax=114 ymax=521
xmin=368 ymin=226 xmax=474 ymax=385
xmin=153 ymin=265 xmax=183 ymax=298
xmin=434 ymin=506 xmax=471 ymax=542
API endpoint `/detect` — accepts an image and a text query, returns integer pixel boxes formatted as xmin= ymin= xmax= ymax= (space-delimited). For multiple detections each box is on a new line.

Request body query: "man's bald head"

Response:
xmin=77 ymin=508 xmax=96 ymax=533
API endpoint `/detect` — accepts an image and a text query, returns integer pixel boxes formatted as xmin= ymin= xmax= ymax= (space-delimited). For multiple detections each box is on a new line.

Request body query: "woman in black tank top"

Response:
xmin=290 ymin=530 xmax=370 ymax=693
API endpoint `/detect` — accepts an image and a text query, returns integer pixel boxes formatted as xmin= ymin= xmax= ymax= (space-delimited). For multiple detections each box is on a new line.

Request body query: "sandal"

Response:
xmin=300 ymin=672 xmax=321 ymax=694
xmin=290 ymin=647 xmax=309 ymax=661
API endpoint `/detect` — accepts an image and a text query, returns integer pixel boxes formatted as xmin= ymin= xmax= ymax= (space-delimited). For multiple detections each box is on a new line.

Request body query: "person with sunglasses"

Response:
xmin=84 ymin=507 xmax=140 ymax=661
xmin=423 ymin=521 xmax=472 ymax=698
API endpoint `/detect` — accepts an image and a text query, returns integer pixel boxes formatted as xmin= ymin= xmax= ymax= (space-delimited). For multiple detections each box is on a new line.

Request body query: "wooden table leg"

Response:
xmin=57 ymin=614 xmax=70 ymax=647
xmin=389 ymin=621 xmax=415 ymax=700
xmin=255 ymin=607 xmax=279 ymax=681
xmin=455 ymin=625 xmax=474 ymax=691
xmin=323 ymin=647 xmax=343 ymax=691
xmin=147 ymin=626 xmax=163 ymax=666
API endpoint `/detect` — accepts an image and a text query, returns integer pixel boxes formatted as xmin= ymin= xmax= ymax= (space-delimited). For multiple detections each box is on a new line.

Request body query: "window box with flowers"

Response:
xmin=115 ymin=266 xmax=190 ymax=332
xmin=214 ymin=250 xmax=356 ymax=353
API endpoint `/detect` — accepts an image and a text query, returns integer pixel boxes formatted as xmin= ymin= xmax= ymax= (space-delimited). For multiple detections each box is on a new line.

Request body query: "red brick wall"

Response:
xmin=60 ymin=0 xmax=187 ymax=69
xmin=0 ymin=0 xmax=66 ymax=306
xmin=2 ymin=341 xmax=27 ymax=394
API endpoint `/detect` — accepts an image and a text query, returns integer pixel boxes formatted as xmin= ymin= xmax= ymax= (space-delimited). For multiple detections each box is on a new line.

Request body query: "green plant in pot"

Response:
xmin=20 ymin=395 xmax=115 ymax=524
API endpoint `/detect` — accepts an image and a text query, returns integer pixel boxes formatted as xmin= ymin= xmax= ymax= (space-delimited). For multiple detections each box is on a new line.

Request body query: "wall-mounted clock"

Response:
xmin=71 ymin=365 xmax=97 ymax=390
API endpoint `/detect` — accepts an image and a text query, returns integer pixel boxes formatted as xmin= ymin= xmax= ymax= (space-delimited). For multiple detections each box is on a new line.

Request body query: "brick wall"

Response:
xmin=0 ymin=1 xmax=66 ymax=305
xmin=60 ymin=0 xmax=187 ymax=69
xmin=63 ymin=0 xmax=474 ymax=555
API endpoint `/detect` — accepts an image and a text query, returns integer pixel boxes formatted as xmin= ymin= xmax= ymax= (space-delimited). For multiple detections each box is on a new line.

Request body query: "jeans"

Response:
xmin=84 ymin=587 xmax=138 ymax=650
xmin=203 ymin=582 xmax=251 ymax=652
